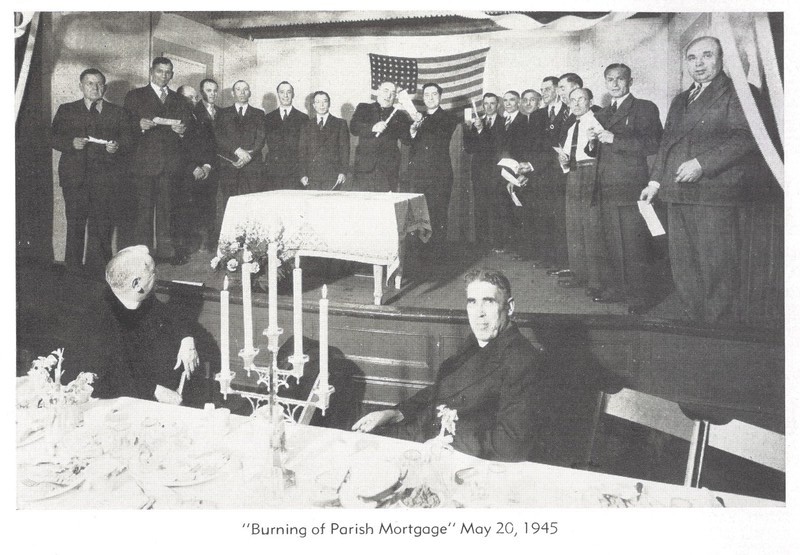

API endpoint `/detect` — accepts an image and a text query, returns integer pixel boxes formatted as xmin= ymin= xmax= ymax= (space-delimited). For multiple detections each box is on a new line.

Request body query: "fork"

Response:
xmin=21 ymin=478 xmax=68 ymax=488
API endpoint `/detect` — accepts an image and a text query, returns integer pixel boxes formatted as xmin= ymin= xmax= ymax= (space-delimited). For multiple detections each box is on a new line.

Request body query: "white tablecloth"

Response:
xmin=16 ymin=397 xmax=782 ymax=510
xmin=219 ymin=191 xmax=431 ymax=280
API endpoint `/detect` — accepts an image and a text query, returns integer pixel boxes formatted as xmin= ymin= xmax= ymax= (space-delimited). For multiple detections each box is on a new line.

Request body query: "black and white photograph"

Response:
xmin=9 ymin=4 xmax=795 ymax=553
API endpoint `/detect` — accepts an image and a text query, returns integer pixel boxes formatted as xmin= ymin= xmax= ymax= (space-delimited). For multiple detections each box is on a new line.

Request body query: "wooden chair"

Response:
xmin=587 ymin=387 xmax=706 ymax=486
xmin=698 ymin=419 xmax=785 ymax=480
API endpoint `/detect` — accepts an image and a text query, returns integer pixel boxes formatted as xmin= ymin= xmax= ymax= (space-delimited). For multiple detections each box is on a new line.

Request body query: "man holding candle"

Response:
xmin=352 ymin=269 xmax=557 ymax=463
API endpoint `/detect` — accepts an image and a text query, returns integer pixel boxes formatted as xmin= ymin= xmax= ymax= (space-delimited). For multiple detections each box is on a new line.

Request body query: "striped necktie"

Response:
xmin=505 ymin=115 xmax=511 ymax=131
xmin=159 ymin=88 xmax=167 ymax=104
xmin=687 ymin=84 xmax=703 ymax=105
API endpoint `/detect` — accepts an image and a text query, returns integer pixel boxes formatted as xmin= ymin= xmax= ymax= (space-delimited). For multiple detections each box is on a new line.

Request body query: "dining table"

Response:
xmin=16 ymin=396 xmax=783 ymax=510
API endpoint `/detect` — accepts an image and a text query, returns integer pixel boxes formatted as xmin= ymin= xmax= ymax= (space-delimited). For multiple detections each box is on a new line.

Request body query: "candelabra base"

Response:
xmin=215 ymin=371 xmax=234 ymax=400
xmin=263 ymin=326 xmax=284 ymax=353
xmin=311 ymin=384 xmax=335 ymax=415
xmin=239 ymin=347 xmax=260 ymax=376
xmin=286 ymin=353 xmax=309 ymax=382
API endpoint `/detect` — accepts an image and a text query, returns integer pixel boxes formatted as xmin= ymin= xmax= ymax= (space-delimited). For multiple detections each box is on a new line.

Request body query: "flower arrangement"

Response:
xmin=210 ymin=220 xmax=294 ymax=282
xmin=23 ymin=348 xmax=96 ymax=408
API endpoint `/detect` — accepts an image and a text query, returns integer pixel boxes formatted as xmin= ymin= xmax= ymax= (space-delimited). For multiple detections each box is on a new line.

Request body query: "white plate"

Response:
xmin=134 ymin=452 xmax=231 ymax=487
xmin=18 ymin=460 xmax=89 ymax=502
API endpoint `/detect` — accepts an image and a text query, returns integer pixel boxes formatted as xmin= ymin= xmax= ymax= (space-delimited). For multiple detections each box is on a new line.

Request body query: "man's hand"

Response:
xmin=234 ymin=148 xmax=252 ymax=165
xmin=192 ymin=167 xmax=206 ymax=180
xmin=517 ymin=175 xmax=529 ymax=188
xmin=518 ymin=161 xmax=534 ymax=174
xmin=139 ymin=118 xmax=156 ymax=131
xmin=372 ymin=121 xmax=388 ymax=134
xmin=105 ymin=140 xmax=119 ymax=154
xmin=351 ymin=409 xmax=403 ymax=433
xmin=473 ymin=116 xmax=484 ymax=133
xmin=558 ymin=151 xmax=569 ymax=166
xmin=300 ymin=176 xmax=309 ymax=187
xmin=336 ymin=173 xmax=346 ymax=186
xmin=675 ymin=158 xmax=703 ymax=182
xmin=171 ymin=122 xmax=186 ymax=135
xmin=73 ymin=137 xmax=89 ymax=150
xmin=597 ymin=130 xmax=615 ymax=144
xmin=640 ymin=181 xmax=660 ymax=204
xmin=174 ymin=337 xmax=199 ymax=376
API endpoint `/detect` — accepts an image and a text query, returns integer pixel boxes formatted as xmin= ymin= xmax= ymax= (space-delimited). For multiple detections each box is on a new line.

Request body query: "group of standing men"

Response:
xmin=462 ymin=35 xmax=758 ymax=322
xmin=53 ymin=35 xmax=758 ymax=323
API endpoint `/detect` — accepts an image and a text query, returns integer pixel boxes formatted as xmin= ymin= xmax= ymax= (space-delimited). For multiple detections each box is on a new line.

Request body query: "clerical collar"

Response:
xmin=426 ymin=106 xmax=440 ymax=115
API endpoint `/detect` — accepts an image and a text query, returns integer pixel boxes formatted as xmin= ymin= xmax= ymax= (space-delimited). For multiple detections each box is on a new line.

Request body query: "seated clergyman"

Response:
xmin=352 ymin=269 xmax=553 ymax=462
xmin=91 ymin=245 xmax=199 ymax=401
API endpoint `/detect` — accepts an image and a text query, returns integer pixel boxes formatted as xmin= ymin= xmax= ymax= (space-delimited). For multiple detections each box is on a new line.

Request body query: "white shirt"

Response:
xmin=610 ymin=93 xmax=630 ymax=110
xmin=150 ymin=83 xmax=168 ymax=98
xmin=83 ymin=98 xmax=103 ymax=113
xmin=317 ymin=113 xmax=329 ymax=126
xmin=234 ymin=103 xmax=249 ymax=116
xmin=504 ymin=110 xmax=519 ymax=125
xmin=280 ymin=106 xmax=293 ymax=118
xmin=563 ymin=113 xmax=596 ymax=164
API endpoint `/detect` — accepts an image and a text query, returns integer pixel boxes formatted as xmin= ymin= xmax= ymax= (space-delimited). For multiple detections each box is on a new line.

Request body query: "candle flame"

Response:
xmin=322 ymin=284 xmax=328 ymax=299
xmin=223 ymin=275 xmax=229 ymax=290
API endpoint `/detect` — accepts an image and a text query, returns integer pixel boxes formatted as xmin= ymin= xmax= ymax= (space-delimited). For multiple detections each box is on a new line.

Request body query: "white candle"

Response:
xmin=221 ymin=276 xmax=230 ymax=376
xmin=319 ymin=284 xmax=329 ymax=391
xmin=268 ymin=243 xmax=278 ymax=330
xmin=293 ymin=254 xmax=303 ymax=358
xmin=242 ymin=262 xmax=253 ymax=352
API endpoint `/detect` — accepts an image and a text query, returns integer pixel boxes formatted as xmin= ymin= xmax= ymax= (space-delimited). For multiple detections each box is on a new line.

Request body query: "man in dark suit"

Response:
xmin=463 ymin=93 xmax=505 ymax=252
xmin=352 ymin=269 xmax=554 ymax=463
xmin=264 ymin=81 xmax=307 ymax=190
xmin=407 ymin=83 xmax=459 ymax=247
xmin=194 ymin=78 xmax=221 ymax=252
xmin=349 ymin=81 xmax=412 ymax=192
xmin=215 ymin=80 xmax=266 ymax=222
xmin=299 ymin=91 xmax=350 ymax=190
xmin=51 ymin=68 xmax=132 ymax=275
xmin=641 ymin=36 xmax=757 ymax=323
xmin=123 ymin=57 xmax=190 ymax=262
xmin=172 ymin=85 xmax=215 ymax=260
xmin=510 ymin=89 xmax=544 ymax=260
xmin=591 ymin=64 xmax=663 ymax=313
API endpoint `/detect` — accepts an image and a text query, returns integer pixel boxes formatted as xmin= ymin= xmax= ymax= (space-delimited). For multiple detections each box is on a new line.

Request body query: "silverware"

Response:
xmin=21 ymin=478 xmax=69 ymax=488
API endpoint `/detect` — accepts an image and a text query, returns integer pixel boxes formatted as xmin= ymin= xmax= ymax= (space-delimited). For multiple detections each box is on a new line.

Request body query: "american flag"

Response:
xmin=369 ymin=47 xmax=491 ymax=111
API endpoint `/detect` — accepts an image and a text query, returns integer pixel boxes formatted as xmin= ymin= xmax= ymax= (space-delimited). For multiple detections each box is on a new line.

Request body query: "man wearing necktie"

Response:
xmin=513 ymin=88 xmax=544 ymax=261
xmin=591 ymin=63 xmax=664 ymax=314
xmin=463 ymin=92 xmax=506 ymax=252
xmin=215 ymin=80 xmax=266 ymax=224
xmin=349 ymin=80 xmax=412 ymax=192
xmin=122 ymin=57 xmax=190 ymax=264
xmin=641 ymin=36 xmax=758 ymax=323
xmin=299 ymin=91 xmax=350 ymax=190
xmin=190 ymin=78 xmax=220 ymax=252
xmin=264 ymin=81 xmax=308 ymax=190
xmin=498 ymin=90 xmax=530 ymax=258
xmin=557 ymin=87 xmax=601 ymax=295
xmin=51 ymin=68 xmax=131 ymax=275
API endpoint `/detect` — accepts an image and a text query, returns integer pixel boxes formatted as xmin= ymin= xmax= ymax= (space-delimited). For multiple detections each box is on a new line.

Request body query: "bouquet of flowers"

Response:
xmin=210 ymin=220 xmax=294 ymax=281
xmin=22 ymin=348 xmax=96 ymax=408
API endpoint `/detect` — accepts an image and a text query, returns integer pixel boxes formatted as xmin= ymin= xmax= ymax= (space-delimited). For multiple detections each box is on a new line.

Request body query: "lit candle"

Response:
xmin=319 ymin=284 xmax=329 ymax=391
xmin=221 ymin=276 xmax=230 ymax=377
xmin=242 ymin=262 xmax=253 ymax=353
xmin=268 ymin=243 xmax=279 ymax=331
xmin=293 ymin=254 xmax=303 ymax=358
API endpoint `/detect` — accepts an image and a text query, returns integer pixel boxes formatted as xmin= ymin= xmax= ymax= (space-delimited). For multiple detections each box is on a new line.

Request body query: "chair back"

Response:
xmin=707 ymin=419 xmax=785 ymax=473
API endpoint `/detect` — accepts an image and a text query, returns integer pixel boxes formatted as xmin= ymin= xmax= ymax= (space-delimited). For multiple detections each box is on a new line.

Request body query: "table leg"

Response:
xmin=373 ymin=265 xmax=383 ymax=305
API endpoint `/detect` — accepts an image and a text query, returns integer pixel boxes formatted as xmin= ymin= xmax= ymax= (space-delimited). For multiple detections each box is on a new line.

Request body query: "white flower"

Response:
xmin=243 ymin=249 xmax=254 ymax=263
xmin=227 ymin=259 xmax=239 ymax=272
xmin=250 ymin=262 xmax=260 ymax=274
xmin=210 ymin=256 xmax=220 ymax=269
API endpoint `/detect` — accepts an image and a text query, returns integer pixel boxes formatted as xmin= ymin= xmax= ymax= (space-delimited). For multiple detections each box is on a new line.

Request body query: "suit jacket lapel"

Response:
xmin=668 ymin=74 xmax=731 ymax=146
xmin=607 ymin=94 xmax=635 ymax=128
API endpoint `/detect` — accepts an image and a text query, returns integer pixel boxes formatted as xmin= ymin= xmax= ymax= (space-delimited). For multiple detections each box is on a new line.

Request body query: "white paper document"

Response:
xmin=637 ymin=201 xmax=666 ymax=236
xmin=396 ymin=90 xmax=420 ymax=118
xmin=497 ymin=158 xmax=520 ymax=173
xmin=501 ymin=168 xmax=521 ymax=187
xmin=553 ymin=146 xmax=570 ymax=173
xmin=509 ymin=191 xmax=523 ymax=207
xmin=87 ymin=136 xmax=111 ymax=145
xmin=152 ymin=117 xmax=182 ymax=126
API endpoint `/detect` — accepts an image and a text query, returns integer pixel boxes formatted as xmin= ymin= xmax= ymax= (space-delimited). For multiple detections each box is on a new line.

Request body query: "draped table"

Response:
xmin=218 ymin=191 xmax=432 ymax=305
xmin=16 ymin=397 xmax=782 ymax=510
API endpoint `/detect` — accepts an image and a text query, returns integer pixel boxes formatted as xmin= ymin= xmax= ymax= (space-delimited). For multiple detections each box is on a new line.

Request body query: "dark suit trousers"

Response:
xmin=193 ymin=175 xmax=219 ymax=250
xmin=471 ymin=166 xmax=509 ymax=249
xmin=131 ymin=173 xmax=175 ymax=258
xmin=597 ymin=200 xmax=660 ymax=303
xmin=536 ymin=163 xmax=569 ymax=267
xmin=667 ymin=203 xmax=739 ymax=323
xmin=415 ymin=177 xmax=453 ymax=244
xmin=62 ymin=174 xmax=117 ymax=274
xmin=565 ymin=162 xmax=602 ymax=287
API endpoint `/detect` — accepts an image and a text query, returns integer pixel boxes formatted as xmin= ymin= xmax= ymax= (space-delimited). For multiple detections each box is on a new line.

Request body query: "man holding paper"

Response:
xmin=641 ymin=37 xmax=758 ymax=323
xmin=299 ymin=91 xmax=350 ymax=190
xmin=123 ymin=57 xmax=190 ymax=262
xmin=349 ymin=81 xmax=412 ymax=192
xmin=52 ymin=68 xmax=132 ymax=275
xmin=591 ymin=63 xmax=664 ymax=314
